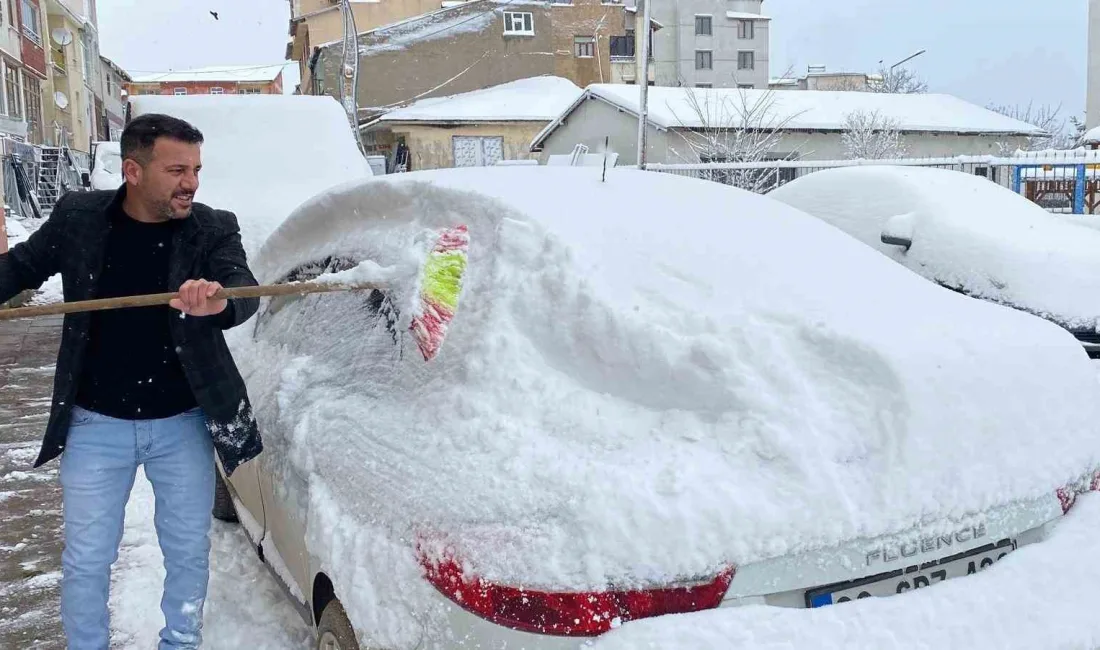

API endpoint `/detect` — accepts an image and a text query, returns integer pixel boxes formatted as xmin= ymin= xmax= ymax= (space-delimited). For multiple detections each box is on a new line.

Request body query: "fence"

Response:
xmin=647 ymin=150 xmax=1100 ymax=215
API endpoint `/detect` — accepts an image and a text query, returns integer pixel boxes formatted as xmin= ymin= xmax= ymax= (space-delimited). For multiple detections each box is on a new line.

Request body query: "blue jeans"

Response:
xmin=60 ymin=405 xmax=215 ymax=650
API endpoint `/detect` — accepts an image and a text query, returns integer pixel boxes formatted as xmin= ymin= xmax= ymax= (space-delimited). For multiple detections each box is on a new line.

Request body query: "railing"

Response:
xmin=647 ymin=150 xmax=1100 ymax=214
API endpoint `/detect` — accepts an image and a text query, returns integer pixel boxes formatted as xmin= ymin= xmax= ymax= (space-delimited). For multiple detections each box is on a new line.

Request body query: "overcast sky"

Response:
xmin=97 ymin=0 xmax=1087 ymax=116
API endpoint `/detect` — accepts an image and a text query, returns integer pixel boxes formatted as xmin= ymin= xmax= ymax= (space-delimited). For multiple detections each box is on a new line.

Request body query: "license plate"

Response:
xmin=805 ymin=539 xmax=1017 ymax=607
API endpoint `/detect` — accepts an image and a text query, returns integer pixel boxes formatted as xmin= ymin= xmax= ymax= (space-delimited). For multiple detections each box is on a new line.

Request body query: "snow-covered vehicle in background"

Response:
xmin=204 ymin=159 xmax=1098 ymax=649
xmin=768 ymin=166 xmax=1100 ymax=359
xmin=85 ymin=140 xmax=122 ymax=190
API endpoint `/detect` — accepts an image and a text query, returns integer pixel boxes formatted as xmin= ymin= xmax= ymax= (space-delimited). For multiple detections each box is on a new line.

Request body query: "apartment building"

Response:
xmin=639 ymin=0 xmax=769 ymax=89
xmin=0 ymin=0 xmax=48 ymax=144
xmin=125 ymin=65 xmax=285 ymax=97
xmin=43 ymin=0 xmax=105 ymax=152
xmin=287 ymin=0 xmax=445 ymax=95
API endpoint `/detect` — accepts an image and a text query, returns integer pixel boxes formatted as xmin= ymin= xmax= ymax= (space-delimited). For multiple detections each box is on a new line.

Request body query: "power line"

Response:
xmin=122 ymin=62 xmax=294 ymax=75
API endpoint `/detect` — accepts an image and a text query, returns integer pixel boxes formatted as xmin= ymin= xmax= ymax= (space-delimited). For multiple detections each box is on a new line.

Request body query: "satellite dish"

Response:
xmin=53 ymin=91 xmax=69 ymax=110
xmin=51 ymin=27 xmax=73 ymax=47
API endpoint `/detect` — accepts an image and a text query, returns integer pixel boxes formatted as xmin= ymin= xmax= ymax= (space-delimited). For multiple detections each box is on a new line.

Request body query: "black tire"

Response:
xmin=212 ymin=467 xmax=239 ymax=523
xmin=316 ymin=599 xmax=360 ymax=650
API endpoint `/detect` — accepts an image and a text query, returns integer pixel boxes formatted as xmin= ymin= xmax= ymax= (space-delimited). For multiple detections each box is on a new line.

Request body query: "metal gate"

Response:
xmin=453 ymin=136 xmax=504 ymax=167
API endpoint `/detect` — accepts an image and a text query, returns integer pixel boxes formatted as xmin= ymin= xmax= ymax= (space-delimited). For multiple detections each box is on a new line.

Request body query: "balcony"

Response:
xmin=609 ymin=34 xmax=653 ymax=62
xmin=50 ymin=46 xmax=67 ymax=75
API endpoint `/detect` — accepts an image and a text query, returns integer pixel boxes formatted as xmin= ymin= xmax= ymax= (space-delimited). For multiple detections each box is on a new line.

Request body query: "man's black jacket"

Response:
xmin=0 ymin=187 xmax=263 ymax=476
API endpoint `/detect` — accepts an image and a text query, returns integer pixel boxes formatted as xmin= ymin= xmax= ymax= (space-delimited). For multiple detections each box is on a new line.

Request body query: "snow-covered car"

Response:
xmin=212 ymin=166 xmax=1100 ymax=650
xmin=768 ymin=165 xmax=1100 ymax=359
xmin=87 ymin=140 xmax=122 ymax=190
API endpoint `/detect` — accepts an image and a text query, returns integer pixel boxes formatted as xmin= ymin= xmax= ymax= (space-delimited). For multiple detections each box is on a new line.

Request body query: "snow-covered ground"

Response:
xmin=108 ymin=468 xmax=312 ymax=649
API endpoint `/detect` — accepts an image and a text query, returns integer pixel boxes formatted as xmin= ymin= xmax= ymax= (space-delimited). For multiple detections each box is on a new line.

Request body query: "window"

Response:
xmin=738 ymin=51 xmax=755 ymax=70
xmin=695 ymin=50 xmax=712 ymax=70
xmin=453 ymin=135 xmax=504 ymax=167
xmin=22 ymin=71 xmax=40 ymax=143
xmin=5 ymin=62 xmax=21 ymax=118
xmin=20 ymin=0 xmax=38 ymax=42
xmin=240 ymin=87 xmax=261 ymax=95
xmin=695 ymin=15 xmax=712 ymax=36
xmin=696 ymin=83 xmax=712 ymax=88
xmin=173 ymin=87 xmax=187 ymax=95
xmin=503 ymin=11 xmax=533 ymax=35
xmin=573 ymin=35 xmax=594 ymax=58
xmin=738 ymin=19 xmax=754 ymax=39
xmin=210 ymin=87 xmax=224 ymax=95
xmin=737 ymin=83 xmax=755 ymax=89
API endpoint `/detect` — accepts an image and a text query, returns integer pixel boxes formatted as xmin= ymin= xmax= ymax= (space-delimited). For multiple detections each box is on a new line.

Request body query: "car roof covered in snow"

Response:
xmin=237 ymin=166 xmax=1100 ymax=592
xmin=128 ymin=94 xmax=373 ymax=257
xmin=768 ymin=165 xmax=1100 ymax=332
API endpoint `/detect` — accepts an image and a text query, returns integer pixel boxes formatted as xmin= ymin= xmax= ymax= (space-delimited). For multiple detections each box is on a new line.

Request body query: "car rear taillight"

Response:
xmin=417 ymin=547 xmax=734 ymax=637
xmin=1057 ymin=469 xmax=1100 ymax=514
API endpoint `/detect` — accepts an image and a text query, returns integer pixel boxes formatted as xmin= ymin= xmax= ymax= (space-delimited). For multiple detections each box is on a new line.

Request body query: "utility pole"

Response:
xmin=635 ymin=0 xmax=653 ymax=168
xmin=339 ymin=0 xmax=367 ymax=157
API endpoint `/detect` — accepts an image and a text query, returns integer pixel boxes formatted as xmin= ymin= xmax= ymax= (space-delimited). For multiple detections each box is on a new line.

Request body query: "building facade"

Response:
xmin=0 ymin=0 xmax=50 ymax=144
xmin=638 ymin=0 xmax=769 ymax=89
xmin=42 ymin=0 xmax=103 ymax=153
xmin=287 ymin=0 xmax=446 ymax=95
xmin=98 ymin=54 xmax=127 ymax=141
xmin=312 ymin=0 xmax=650 ymax=123
xmin=126 ymin=65 xmax=285 ymax=97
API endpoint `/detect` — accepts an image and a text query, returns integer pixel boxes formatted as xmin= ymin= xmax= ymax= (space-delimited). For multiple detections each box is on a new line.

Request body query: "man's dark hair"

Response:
xmin=120 ymin=114 xmax=204 ymax=165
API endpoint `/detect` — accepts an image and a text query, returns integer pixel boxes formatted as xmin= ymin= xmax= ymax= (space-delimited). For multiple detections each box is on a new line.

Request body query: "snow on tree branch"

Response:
xmin=665 ymin=86 xmax=805 ymax=193
xmin=842 ymin=109 xmax=909 ymax=160
xmin=867 ymin=65 xmax=928 ymax=94
xmin=987 ymin=102 xmax=1079 ymax=151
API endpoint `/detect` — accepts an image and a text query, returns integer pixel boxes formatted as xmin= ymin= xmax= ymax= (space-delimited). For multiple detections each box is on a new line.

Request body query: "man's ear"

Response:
xmin=121 ymin=158 xmax=142 ymax=184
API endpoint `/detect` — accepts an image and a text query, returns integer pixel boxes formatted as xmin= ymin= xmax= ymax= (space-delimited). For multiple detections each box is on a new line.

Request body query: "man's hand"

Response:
xmin=170 ymin=279 xmax=228 ymax=317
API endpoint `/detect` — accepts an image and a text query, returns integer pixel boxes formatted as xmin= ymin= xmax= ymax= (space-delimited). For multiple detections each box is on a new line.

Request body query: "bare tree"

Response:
xmin=867 ymin=65 xmax=928 ymax=94
xmin=987 ymin=102 xmax=1075 ymax=151
xmin=842 ymin=110 xmax=909 ymax=159
xmin=665 ymin=86 xmax=805 ymax=193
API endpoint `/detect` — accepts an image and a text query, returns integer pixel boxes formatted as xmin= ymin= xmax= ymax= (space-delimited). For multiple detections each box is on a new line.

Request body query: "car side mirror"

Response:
xmin=880 ymin=213 xmax=914 ymax=251
xmin=80 ymin=172 xmax=90 ymax=188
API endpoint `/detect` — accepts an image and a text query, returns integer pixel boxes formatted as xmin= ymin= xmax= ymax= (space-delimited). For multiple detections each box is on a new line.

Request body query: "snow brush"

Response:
xmin=0 ymin=225 xmax=471 ymax=362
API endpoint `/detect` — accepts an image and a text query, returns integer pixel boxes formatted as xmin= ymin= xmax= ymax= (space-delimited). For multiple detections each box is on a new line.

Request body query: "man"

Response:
xmin=0 ymin=113 xmax=263 ymax=649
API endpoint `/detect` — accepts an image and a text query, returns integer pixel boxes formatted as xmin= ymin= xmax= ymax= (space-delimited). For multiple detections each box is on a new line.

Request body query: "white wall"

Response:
xmin=537 ymin=99 xmax=1033 ymax=165
xmin=1088 ymin=0 xmax=1100 ymax=128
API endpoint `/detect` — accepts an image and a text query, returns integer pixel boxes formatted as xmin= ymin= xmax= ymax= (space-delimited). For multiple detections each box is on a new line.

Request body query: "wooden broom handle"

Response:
xmin=0 ymin=281 xmax=385 ymax=321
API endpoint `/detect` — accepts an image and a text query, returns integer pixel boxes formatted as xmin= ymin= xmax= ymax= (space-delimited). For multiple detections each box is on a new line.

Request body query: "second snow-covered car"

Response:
xmin=213 ymin=166 xmax=1100 ymax=650
xmin=768 ymin=165 xmax=1100 ymax=358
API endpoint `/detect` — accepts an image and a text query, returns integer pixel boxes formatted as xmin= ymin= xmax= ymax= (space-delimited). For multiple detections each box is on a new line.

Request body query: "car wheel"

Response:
xmin=212 ymin=467 xmax=239 ymax=523
xmin=317 ymin=599 xmax=360 ymax=650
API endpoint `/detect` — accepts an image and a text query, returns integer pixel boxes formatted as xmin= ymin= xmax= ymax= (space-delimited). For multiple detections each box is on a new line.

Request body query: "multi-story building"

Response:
xmin=287 ymin=0 xmax=447 ymax=96
xmin=42 ymin=0 xmax=104 ymax=153
xmin=125 ymin=65 xmax=285 ymax=97
xmin=0 ymin=0 xmax=49 ymax=144
xmin=638 ymin=0 xmax=769 ymax=89
xmin=97 ymin=54 xmax=127 ymax=141
xmin=311 ymin=0 xmax=653 ymax=112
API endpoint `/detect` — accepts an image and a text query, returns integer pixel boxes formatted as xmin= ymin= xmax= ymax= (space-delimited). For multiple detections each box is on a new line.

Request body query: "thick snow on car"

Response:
xmin=87 ymin=141 xmax=122 ymax=190
xmin=214 ymin=166 xmax=1100 ymax=650
xmin=768 ymin=165 xmax=1100 ymax=358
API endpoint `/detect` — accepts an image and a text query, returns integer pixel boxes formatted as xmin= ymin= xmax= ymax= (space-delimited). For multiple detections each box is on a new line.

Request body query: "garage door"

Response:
xmin=453 ymin=136 xmax=505 ymax=167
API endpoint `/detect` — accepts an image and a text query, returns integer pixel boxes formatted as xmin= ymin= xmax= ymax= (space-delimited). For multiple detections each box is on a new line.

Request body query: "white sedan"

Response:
xmin=215 ymin=167 xmax=1100 ymax=650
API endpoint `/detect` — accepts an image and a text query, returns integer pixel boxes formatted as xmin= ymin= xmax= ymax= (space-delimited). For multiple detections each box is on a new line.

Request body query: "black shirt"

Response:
xmin=74 ymin=203 xmax=198 ymax=419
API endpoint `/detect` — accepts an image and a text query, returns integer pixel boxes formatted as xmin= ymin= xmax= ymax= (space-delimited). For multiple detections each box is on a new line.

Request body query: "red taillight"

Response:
xmin=417 ymin=547 xmax=734 ymax=637
xmin=1057 ymin=469 xmax=1100 ymax=514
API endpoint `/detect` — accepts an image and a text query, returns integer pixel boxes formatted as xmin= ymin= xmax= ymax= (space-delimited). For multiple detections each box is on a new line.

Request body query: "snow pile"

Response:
xmin=373 ymin=76 xmax=582 ymax=124
xmin=768 ymin=166 xmax=1100 ymax=331
xmin=231 ymin=167 xmax=1100 ymax=647
xmin=592 ymin=494 xmax=1100 ymax=650
xmin=128 ymin=94 xmax=373 ymax=258
xmin=4 ymin=212 xmax=30 ymax=247
xmin=537 ymin=86 xmax=1043 ymax=140
xmin=89 ymin=141 xmax=122 ymax=191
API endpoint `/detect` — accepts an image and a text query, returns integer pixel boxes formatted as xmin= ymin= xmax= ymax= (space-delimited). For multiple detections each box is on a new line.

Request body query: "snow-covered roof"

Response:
xmin=370 ymin=77 xmax=582 ymax=125
xmin=1082 ymin=125 xmax=1100 ymax=144
xmin=130 ymin=64 xmax=286 ymax=84
xmin=726 ymin=11 xmax=771 ymax=20
xmin=533 ymin=85 xmax=1045 ymax=147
